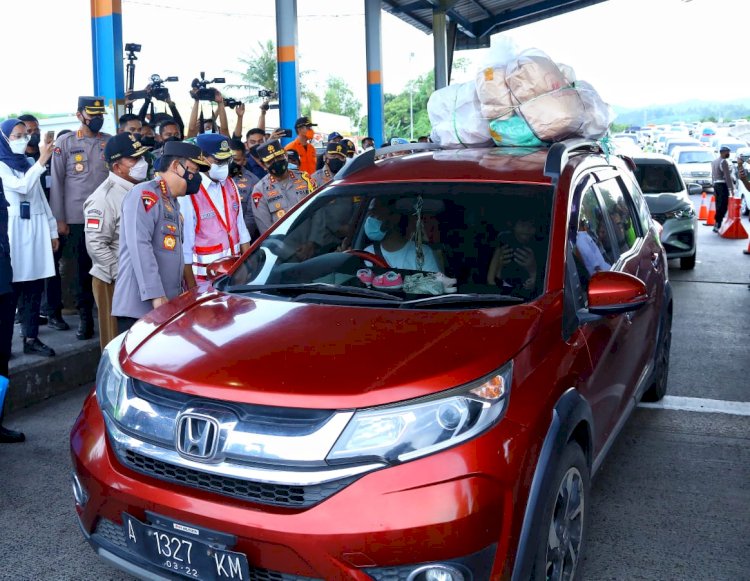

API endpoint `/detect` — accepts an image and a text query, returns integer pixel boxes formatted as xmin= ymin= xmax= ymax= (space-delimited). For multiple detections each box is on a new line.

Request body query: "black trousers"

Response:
xmin=13 ymin=279 xmax=44 ymax=340
xmin=0 ymin=291 xmax=15 ymax=378
xmin=117 ymin=317 xmax=138 ymax=335
xmin=61 ymin=225 xmax=94 ymax=312
xmin=41 ymin=243 xmax=63 ymax=317
xmin=714 ymin=182 xmax=729 ymax=227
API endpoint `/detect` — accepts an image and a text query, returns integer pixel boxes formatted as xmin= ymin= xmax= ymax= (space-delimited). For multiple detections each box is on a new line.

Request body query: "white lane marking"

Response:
xmin=638 ymin=396 xmax=750 ymax=416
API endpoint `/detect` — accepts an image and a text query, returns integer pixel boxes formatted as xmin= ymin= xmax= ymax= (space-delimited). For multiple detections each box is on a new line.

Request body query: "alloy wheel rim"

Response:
xmin=545 ymin=466 xmax=584 ymax=581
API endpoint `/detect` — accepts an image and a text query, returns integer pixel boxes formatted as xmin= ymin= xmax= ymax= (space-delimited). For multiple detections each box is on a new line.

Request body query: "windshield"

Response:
xmin=665 ymin=141 xmax=698 ymax=156
xmin=678 ymin=150 xmax=714 ymax=164
xmin=222 ymin=183 xmax=554 ymax=306
xmin=720 ymin=143 xmax=743 ymax=153
xmin=634 ymin=164 xmax=683 ymax=194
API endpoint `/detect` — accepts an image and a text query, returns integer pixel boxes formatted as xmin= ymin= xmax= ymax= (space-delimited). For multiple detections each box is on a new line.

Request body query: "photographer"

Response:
xmin=187 ymin=85 xmax=229 ymax=138
xmin=127 ymin=82 xmax=185 ymax=139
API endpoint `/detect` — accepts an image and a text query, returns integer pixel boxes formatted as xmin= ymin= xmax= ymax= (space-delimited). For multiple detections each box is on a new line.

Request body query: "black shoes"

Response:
xmin=77 ymin=310 xmax=94 ymax=340
xmin=0 ymin=426 xmax=25 ymax=443
xmin=23 ymin=338 xmax=56 ymax=357
xmin=47 ymin=314 xmax=70 ymax=331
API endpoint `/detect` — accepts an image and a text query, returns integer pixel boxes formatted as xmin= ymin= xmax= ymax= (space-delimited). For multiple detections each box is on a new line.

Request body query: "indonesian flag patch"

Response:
xmin=141 ymin=191 xmax=158 ymax=213
xmin=85 ymin=217 xmax=102 ymax=231
xmin=252 ymin=192 xmax=262 ymax=209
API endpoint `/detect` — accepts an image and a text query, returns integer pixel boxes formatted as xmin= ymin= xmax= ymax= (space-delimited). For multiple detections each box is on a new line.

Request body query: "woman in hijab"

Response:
xmin=0 ymin=119 xmax=58 ymax=357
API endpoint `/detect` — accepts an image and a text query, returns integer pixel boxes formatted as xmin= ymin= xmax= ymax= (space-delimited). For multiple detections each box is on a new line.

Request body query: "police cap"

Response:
xmin=326 ymin=141 xmax=347 ymax=158
xmin=163 ymin=141 xmax=209 ymax=167
xmin=294 ymin=116 xmax=317 ymax=129
xmin=341 ymin=139 xmax=356 ymax=156
xmin=257 ymin=140 xmax=286 ymax=164
xmin=105 ymin=132 xmax=149 ymax=164
xmin=78 ymin=96 xmax=106 ymax=115
xmin=196 ymin=133 xmax=233 ymax=160
xmin=719 ymin=146 xmax=731 ymax=153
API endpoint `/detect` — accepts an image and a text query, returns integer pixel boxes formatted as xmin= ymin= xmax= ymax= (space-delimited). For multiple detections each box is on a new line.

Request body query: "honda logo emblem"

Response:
xmin=176 ymin=413 xmax=220 ymax=461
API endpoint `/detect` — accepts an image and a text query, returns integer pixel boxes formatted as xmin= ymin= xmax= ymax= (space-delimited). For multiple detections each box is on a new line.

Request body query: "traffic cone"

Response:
xmin=718 ymin=197 xmax=748 ymax=239
xmin=698 ymin=192 xmax=709 ymax=221
xmin=703 ymin=195 xmax=716 ymax=226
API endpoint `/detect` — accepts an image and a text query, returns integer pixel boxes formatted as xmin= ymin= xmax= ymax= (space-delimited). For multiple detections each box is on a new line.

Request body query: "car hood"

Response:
xmin=644 ymin=192 xmax=691 ymax=213
xmin=120 ymin=289 xmax=543 ymax=409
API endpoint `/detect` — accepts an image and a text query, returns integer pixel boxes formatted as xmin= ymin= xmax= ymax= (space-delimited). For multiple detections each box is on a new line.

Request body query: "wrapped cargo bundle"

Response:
xmin=427 ymin=81 xmax=493 ymax=147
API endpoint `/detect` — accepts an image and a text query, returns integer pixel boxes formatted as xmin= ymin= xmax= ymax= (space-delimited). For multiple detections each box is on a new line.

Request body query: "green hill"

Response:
xmin=613 ymin=98 xmax=750 ymax=126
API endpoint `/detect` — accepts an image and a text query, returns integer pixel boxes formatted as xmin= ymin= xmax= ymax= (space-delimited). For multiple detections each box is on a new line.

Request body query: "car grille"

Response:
xmin=690 ymin=171 xmax=710 ymax=177
xmin=92 ymin=519 xmax=321 ymax=581
xmin=123 ymin=449 xmax=358 ymax=508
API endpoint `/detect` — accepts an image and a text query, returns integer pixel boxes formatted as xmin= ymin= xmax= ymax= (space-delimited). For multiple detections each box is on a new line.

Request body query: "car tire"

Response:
xmin=680 ymin=252 xmax=696 ymax=270
xmin=642 ymin=310 xmax=672 ymax=402
xmin=531 ymin=442 xmax=590 ymax=581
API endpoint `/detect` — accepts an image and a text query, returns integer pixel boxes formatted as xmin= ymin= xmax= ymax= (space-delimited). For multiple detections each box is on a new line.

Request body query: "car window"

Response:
xmin=570 ymin=186 xmax=613 ymax=291
xmin=633 ymin=163 xmax=683 ymax=193
xmin=619 ymin=173 xmax=653 ymax=235
xmin=226 ymin=183 xmax=554 ymax=304
xmin=677 ymin=150 xmax=714 ymax=164
xmin=595 ymin=179 xmax=641 ymax=255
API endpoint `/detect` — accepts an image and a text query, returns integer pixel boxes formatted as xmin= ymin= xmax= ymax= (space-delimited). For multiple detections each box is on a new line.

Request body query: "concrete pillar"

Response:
xmin=365 ymin=0 xmax=385 ymax=146
xmin=276 ymin=0 xmax=299 ymax=146
xmin=90 ymin=0 xmax=125 ymax=116
xmin=433 ymin=7 xmax=449 ymax=90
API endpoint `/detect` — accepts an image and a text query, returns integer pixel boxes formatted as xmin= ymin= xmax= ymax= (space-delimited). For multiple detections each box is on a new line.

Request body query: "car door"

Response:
xmin=565 ymin=176 xmax=638 ymax=454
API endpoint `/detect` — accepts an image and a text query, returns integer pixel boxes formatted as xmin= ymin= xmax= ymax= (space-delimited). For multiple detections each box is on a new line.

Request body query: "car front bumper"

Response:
xmin=656 ymin=215 xmax=698 ymax=258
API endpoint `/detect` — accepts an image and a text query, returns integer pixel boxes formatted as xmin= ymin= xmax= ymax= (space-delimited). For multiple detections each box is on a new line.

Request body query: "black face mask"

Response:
xmin=140 ymin=136 xmax=156 ymax=148
xmin=181 ymin=165 xmax=202 ymax=195
xmin=85 ymin=115 xmax=104 ymax=134
xmin=229 ymin=161 xmax=243 ymax=177
xmin=268 ymin=159 xmax=288 ymax=176
xmin=28 ymin=133 xmax=40 ymax=147
xmin=327 ymin=158 xmax=346 ymax=174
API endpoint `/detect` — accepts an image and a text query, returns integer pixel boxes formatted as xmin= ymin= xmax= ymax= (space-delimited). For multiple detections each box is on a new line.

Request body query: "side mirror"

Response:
xmin=687 ymin=183 xmax=702 ymax=195
xmin=206 ymin=256 xmax=238 ymax=282
xmin=587 ymin=271 xmax=649 ymax=316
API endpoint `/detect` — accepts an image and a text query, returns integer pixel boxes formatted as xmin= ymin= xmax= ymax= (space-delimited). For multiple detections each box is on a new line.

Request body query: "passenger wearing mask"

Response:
xmin=49 ymin=96 xmax=111 ymax=340
xmin=111 ymin=141 xmax=205 ymax=333
xmin=0 ymin=119 xmax=58 ymax=357
xmin=312 ymin=142 xmax=347 ymax=188
xmin=284 ymin=116 xmax=318 ymax=176
xmin=250 ymin=140 xmax=316 ymax=234
xmin=179 ymin=134 xmax=251 ymax=281
xmin=361 ymin=136 xmax=375 ymax=150
xmin=84 ymin=133 xmax=149 ymax=350
xmin=286 ymin=149 xmax=301 ymax=171
xmin=228 ymin=139 xmax=260 ymax=240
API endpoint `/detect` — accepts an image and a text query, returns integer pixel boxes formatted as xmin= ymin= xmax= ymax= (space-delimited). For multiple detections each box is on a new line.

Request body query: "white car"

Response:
xmin=736 ymin=146 xmax=750 ymax=216
xmin=671 ymin=146 xmax=714 ymax=193
xmin=713 ymin=138 xmax=747 ymax=157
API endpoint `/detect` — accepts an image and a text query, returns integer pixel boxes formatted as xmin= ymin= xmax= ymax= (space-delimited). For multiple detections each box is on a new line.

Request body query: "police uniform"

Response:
xmin=250 ymin=140 xmax=316 ymax=234
xmin=84 ymin=133 xmax=148 ymax=349
xmin=234 ymin=167 xmax=260 ymax=238
xmin=49 ymin=96 xmax=111 ymax=338
xmin=311 ymin=141 xmax=347 ymax=189
xmin=111 ymin=141 xmax=205 ymax=327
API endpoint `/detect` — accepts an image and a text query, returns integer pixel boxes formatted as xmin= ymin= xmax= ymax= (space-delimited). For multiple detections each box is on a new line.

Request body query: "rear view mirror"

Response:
xmin=206 ymin=257 xmax=238 ymax=282
xmin=587 ymin=271 xmax=648 ymax=316
xmin=687 ymin=184 xmax=702 ymax=195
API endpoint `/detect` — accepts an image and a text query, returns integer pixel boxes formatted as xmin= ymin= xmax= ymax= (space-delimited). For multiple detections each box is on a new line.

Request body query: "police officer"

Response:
xmin=229 ymin=139 xmax=260 ymax=239
xmin=49 ymin=96 xmax=111 ymax=339
xmin=312 ymin=142 xmax=347 ymax=189
xmin=111 ymin=141 xmax=205 ymax=333
xmin=84 ymin=133 xmax=149 ymax=350
xmin=250 ymin=140 xmax=316 ymax=234
xmin=341 ymin=139 xmax=357 ymax=159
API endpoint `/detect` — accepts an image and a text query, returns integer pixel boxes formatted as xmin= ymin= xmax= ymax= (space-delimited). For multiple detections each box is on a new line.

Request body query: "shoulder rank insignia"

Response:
xmin=141 ymin=191 xmax=158 ymax=213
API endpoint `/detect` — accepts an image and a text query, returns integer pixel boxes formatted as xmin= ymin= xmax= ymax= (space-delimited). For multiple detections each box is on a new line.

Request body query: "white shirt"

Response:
xmin=576 ymin=231 xmax=611 ymax=275
xmin=365 ymin=240 xmax=441 ymax=272
xmin=179 ymin=174 xmax=251 ymax=264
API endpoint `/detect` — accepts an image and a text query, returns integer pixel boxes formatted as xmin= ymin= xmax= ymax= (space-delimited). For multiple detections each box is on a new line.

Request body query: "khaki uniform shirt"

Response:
xmin=250 ymin=169 xmax=316 ymax=234
xmin=50 ymin=129 xmax=111 ymax=224
xmin=83 ymin=172 xmax=133 ymax=284
xmin=111 ymin=179 xmax=185 ymax=319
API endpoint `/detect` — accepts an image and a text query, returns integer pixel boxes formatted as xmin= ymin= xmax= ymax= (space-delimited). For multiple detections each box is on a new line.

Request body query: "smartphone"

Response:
xmin=281 ymin=129 xmax=293 ymax=138
xmin=20 ymin=201 xmax=31 ymax=220
xmin=45 ymin=130 xmax=55 ymax=144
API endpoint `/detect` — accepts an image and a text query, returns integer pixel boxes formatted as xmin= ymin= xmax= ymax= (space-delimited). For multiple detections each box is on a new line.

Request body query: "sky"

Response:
xmin=0 ymin=0 xmax=747 ymax=118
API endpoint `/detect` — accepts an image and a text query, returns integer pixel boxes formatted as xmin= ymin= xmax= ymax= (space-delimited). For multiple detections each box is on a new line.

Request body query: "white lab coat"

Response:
xmin=0 ymin=158 xmax=58 ymax=282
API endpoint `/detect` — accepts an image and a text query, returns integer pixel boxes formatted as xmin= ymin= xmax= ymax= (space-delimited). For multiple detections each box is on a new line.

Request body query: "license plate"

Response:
xmin=122 ymin=513 xmax=250 ymax=580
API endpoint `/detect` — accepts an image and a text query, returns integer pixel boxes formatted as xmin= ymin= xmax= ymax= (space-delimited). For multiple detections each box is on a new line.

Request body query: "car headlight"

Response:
xmin=664 ymin=206 xmax=695 ymax=219
xmin=95 ymin=333 xmax=128 ymax=420
xmin=327 ymin=362 xmax=512 ymax=465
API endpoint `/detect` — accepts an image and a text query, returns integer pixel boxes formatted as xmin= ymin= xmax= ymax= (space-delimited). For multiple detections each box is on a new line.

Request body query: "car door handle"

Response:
xmin=651 ymin=252 xmax=660 ymax=269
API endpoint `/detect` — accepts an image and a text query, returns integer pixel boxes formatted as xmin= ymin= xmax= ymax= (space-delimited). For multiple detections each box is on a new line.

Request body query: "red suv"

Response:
xmin=70 ymin=140 xmax=672 ymax=581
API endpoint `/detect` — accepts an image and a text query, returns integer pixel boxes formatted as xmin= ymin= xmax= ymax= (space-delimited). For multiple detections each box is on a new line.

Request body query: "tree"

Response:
xmin=384 ymin=69 xmax=434 ymax=140
xmin=321 ymin=77 xmax=361 ymax=127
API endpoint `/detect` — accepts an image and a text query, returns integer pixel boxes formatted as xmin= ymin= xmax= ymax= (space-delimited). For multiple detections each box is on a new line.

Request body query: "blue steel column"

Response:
xmin=91 ymin=0 xmax=125 ymax=115
xmin=365 ymin=0 xmax=385 ymax=146
xmin=276 ymin=0 xmax=299 ymax=146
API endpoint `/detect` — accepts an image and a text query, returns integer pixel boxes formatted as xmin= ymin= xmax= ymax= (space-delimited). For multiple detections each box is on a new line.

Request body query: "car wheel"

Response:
xmin=642 ymin=310 xmax=672 ymax=402
xmin=532 ymin=442 xmax=590 ymax=581
xmin=680 ymin=252 xmax=696 ymax=270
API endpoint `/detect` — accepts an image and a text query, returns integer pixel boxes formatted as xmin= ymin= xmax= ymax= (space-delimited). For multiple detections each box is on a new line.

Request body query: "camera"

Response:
xmin=125 ymin=43 xmax=141 ymax=54
xmin=224 ymin=97 xmax=242 ymax=109
xmin=258 ymin=89 xmax=277 ymax=99
xmin=149 ymin=74 xmax=178 ymax=101
xmin=192 ymin=71 xmax=226 ymax=101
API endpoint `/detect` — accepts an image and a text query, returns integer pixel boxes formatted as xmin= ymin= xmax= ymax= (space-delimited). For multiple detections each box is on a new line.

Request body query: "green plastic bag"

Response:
xmin=489 ymin=114 xmax=545 ymax=147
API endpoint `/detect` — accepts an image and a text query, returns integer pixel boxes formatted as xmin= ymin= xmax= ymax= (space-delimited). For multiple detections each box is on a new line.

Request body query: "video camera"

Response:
xmin=258 ymin=89 xmax=278 ymax=99
xmin=128 ymin=73 xmax=177 ymax=102
xmin=224 ymin=98 xmax=242 ymax=109
xmin=192 ymin=72 xmax=226 ymax=101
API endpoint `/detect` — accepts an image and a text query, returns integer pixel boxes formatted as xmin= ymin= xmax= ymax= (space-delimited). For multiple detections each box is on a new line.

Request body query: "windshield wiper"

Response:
xmin=400 ymin=293 xmax=525 ymax=309
xmin=227 ymin=282 xmax=403 ymax=301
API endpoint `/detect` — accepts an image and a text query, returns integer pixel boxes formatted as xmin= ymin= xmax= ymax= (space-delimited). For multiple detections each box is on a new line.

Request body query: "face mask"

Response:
xmin=140 ymin=136 xmax=156 ymax=148
xmin=268 ymin=159 xmax=288 ymax=176
xmin=364 ymin=215 xmax=386 ymax=241
xmin=181 ymin=166 xmax=202 ymax=195
xmin=9 ymin=137 xmax=29 ymax=155
xmin=328 ymin=158 xmax=345 ymax=174
xmin=85 ymin=116 xmax=104 ymax=134
xmin=305 ymin=128 xmax=314 ymax=140
xmin=28 ymin=133 xmax=40 ymax=147
xmin=209 ymin=163 xmax=229 ymax=182
xmin=128 ymin=158 xmax=148 ymax=182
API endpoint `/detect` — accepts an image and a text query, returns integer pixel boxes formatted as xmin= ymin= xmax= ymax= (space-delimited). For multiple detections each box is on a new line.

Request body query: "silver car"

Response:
xmin=632 ymin=154 xmax=699 ymax=270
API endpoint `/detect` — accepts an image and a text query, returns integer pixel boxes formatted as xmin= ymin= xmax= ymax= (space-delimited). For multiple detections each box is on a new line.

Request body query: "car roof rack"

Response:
xmin=543 ymin=139 xmax=603 ymax=182
xmin=337 ymin=142 xmax=444 ymax=180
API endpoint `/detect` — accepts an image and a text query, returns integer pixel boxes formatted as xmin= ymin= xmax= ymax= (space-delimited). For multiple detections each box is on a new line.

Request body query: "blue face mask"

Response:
xmin=365 ymin=215 xmax=386 ymax=241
